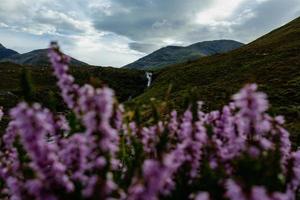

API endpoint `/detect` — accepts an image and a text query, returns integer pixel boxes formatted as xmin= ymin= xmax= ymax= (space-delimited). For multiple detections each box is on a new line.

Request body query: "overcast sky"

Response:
xmin=0 ymin=0 xmax=299 ymax=67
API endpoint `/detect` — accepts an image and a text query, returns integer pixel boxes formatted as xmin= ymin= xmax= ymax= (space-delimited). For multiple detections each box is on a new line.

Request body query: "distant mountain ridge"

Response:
xmin=0 ymin=48 xmax=88 ymax=67
xmin=0 ymin=43 xmax=19 ymax=60
xmin=123 ymin=40 xmax=244 ymax=70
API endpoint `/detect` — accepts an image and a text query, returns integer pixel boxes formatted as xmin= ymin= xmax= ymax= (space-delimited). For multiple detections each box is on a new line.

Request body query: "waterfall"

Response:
xmin=146 ymin=72 xmax=153 ymax=87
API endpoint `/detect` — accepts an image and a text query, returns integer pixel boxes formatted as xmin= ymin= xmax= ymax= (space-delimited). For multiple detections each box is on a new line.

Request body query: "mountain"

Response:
xmin=0 ymin=49 xmax=88 ymax=67
xmin=134 ymin=17 xmax=300 ymax=140
xmin=0 ymin=43 xmax=19 ymax=60
xmin=123 ymin=40 xmax=244 ymax=70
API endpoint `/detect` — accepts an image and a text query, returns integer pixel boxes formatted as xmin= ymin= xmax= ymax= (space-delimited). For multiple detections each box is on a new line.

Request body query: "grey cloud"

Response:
xmin=0 ymin=0 xmax=91 ymax=36
xmin=129 ymin=42 xmax=161 ymax=53
xmin=0 ymin=0 xmax=300 ymax=66
xmin=33 ymin=8 xmax=86 ymax=35
xmin=91 ymin=0 xmax=300 ymax=52
xmin=92 ymin=0 xmax=211 ymax=41
xmin=229 ymin=0 xmax=300 ymax=42
xmin=176 ymin=0 xmax=300 ymax=44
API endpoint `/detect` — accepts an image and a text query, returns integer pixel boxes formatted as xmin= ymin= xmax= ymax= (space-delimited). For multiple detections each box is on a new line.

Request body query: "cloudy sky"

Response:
xmin=0 ymin=0 xmax=299 ymax=67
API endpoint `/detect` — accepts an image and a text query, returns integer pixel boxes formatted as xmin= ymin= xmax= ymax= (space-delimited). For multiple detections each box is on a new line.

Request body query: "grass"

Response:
xmin=0 ymin=63 xmax=147 ymax=110
xmin=133 ymin=17 xmax=300 ymax=144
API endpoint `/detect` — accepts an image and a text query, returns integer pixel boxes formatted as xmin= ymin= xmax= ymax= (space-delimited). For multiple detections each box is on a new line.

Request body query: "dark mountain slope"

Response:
xmin=0 ymin=43 xmax=19 ymax=59
xmin=0 ymin=49 xmax=88 ymax=67
xmin=134 ymin=17 xmax=300 ymax=140
xmin=123 ymin=40 xmax=243 ymax=70
xmin=0 ymin=62 xmax=147 ymax=110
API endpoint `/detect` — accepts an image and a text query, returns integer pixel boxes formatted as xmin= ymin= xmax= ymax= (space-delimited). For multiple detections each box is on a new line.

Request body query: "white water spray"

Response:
xmin=146 ymin=72 xmax=153 ymax=87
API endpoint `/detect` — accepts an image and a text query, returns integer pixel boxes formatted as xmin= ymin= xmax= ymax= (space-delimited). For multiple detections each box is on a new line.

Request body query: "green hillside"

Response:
xmin=134 ymin=17 xmax=300 ymax=141
xmin=0 ymin=62 xmax=147 ymax=110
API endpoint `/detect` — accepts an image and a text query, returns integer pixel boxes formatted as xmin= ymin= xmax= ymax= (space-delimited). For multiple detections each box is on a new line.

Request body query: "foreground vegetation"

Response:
xmin=0 ymin=43 xmax=299 ymax=200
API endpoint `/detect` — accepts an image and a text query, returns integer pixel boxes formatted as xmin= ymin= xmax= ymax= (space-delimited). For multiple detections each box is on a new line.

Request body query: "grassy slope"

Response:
xmin=134 ymin=17 xmax=300 ymax=142
xmin=0 ymin=63 xmax=147 ymax=110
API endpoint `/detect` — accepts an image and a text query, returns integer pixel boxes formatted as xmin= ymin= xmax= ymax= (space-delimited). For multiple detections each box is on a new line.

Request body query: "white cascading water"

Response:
xmin=146 ymin=72 xmax=153 ymax=87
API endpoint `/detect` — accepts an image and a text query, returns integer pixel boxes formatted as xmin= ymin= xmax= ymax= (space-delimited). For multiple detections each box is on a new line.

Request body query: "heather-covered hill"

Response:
xmin=134 ymin=17 xmax=300 ymax=140
xmin=0 ymin=62 xmax=147 ymax=110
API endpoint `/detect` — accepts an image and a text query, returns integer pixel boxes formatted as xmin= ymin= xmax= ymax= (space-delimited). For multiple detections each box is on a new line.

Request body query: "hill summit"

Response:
xmin=0 ymin=43 xmax=19 ymax=60
xmin=0 ymin=48 xmax=88 ymax=67
xmin=123 ymin=40 xmax=244 ymax=70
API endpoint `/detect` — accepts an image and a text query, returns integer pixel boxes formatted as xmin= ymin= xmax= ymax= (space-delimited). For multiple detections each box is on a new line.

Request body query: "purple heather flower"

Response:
xmin=9 ymin=102 xmax=74 ymax=197
xmin=195 ymin=192 xmax=210 ymax=200
xmin=183 ymin=106 xmax=208 ymax=177
xmin=55 ymin=115 xmax=70 ymax=132
xmin=48 ymin=44 xmax=79 ymax=110
xmin=233 ymin=84 xmax=270 ymax=136
xmin=0 ymin=147 xmax=20 ymax=180
xmin=141 ymin=121 xmax=164 ymax=156
xmin=76 ymin=84 xmax=119 ymax=156
xmin=2 ymin=121 xmax=18 ymax=148
xmin=6 ymin=177 xmax=23 ymax=200
xmin=141 ymin=126 xmax=158 ymax=155
xmin=277 ymin=126 xmax=291 ymax=172
xmin=59 ymin=134 xmax=89 ymax=182
xmin=168 ymin=110 xmax=179 ymax=137
xmin=259 ymin=137 xmax=274 ymax=150
xmin=212 ymin=105 xmax=243 ymax=161
xmin=289 ymin=150 xmax=300 ymax=191
xmin=233 ymin=84 xmax=268 ymax=114
xmin=114 ymin=104 xmax=124 ymax=131
xmin=82 ymin=175 xmax=98 ymax=198
xmin=178 ymin=110 xmax=193 ymax=141
xmin=128 ymin=146 xmax=187 ymax=200
xmin=271 ymin=191 xmax=293 ymax=200
xmin=251 ymin=186 xmax=270 ymax=200
xmin=248 ymin=146 xmax=260 ymax=158
xmin=129 ymin=122 xmax=138 ymax=136
xmin=133 ymin=159 xmax=171 ymax=199
xmin=225 ymin=179 xmax=246 ymax=200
